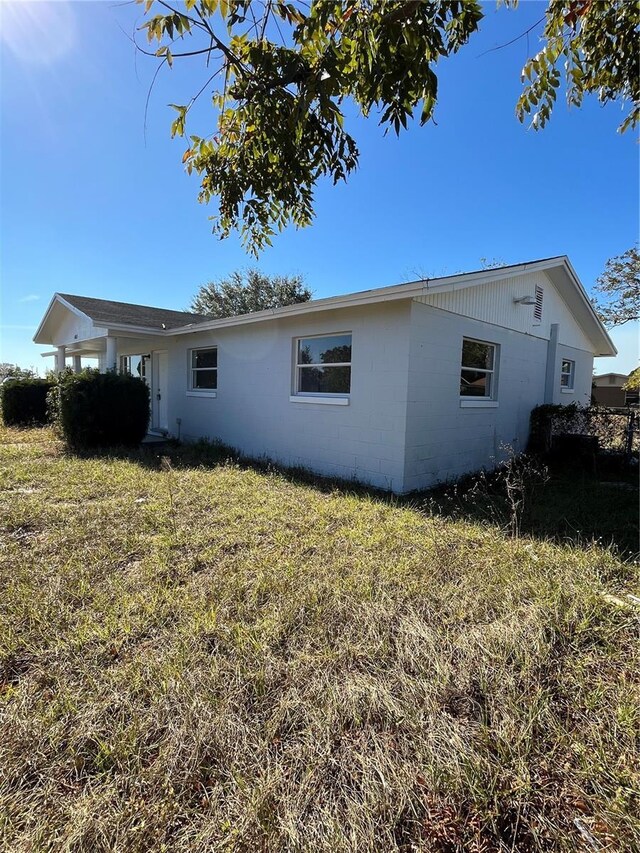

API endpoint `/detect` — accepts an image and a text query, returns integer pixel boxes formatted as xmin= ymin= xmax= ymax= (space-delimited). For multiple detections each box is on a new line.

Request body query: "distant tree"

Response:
xmin=623 ymin=367 xmax=640 ymax=391
xmin=191 ymin=269 xmax=312 ymax=318
xmin=135 ymin=0 xmax=639 ymax=254
xmin=0 ymin=363 xmax=35 ymax=381
xmin=592 ymin=246 xmax=640 ymax=328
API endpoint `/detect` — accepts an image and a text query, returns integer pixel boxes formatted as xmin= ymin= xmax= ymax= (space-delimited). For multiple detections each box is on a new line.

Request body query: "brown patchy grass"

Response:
xmin=0 ymin=426 xmax=638 ymax=852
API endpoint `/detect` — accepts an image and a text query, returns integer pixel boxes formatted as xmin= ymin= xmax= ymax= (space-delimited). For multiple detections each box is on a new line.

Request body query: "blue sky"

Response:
xmin=1 ymin=0 xmax=637 ymax=374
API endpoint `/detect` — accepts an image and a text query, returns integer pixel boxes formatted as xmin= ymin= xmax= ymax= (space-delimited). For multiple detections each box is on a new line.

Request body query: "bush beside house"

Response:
xmin=0 ymin=378 xmax=53 ymax=426
xmin=52 ymin=369 xmax=150 ymax=450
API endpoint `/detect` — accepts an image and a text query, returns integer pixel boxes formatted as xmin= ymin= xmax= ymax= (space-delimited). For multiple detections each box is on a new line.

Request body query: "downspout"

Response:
xmin=544 ymin=323 xmax=559 ymax=404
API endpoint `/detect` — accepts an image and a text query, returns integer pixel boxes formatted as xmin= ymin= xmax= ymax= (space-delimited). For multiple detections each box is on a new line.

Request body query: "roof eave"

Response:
xmin=168 ymin=257 xmax=574 ymax=336
xmin=546 ymin=259 xmax=617 ymax=357
xmin=169 ymin=281 xmax=429 ymax=335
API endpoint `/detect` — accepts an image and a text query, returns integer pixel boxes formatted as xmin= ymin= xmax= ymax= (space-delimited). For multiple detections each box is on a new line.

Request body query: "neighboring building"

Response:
xmin=592 ymin=373 xmax=637 ymax=408
xmin=33 ymin=256 xmax=616 ymax=493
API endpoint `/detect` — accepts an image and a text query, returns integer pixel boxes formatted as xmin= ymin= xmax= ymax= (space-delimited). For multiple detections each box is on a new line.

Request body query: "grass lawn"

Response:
xmin=0 ymin=427 xmax=638 ymax=852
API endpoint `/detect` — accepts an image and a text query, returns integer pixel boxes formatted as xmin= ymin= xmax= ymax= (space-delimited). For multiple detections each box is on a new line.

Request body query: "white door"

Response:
xmin=151 ymin=351 xmax=169 ymax=433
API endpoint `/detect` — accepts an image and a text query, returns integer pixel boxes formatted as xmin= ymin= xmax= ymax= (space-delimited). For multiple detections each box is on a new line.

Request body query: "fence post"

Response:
xmin=624 ymin=408 xmax=636 ymax=464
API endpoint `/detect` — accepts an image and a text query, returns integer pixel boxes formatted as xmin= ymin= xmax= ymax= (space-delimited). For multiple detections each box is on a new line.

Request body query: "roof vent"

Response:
xmin=533 ymin=285 xmax=544 ymax=323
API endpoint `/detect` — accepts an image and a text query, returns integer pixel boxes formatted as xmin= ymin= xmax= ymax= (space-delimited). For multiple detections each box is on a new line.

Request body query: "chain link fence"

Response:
xmin=529 ymin=404 xmax=639 ymax=463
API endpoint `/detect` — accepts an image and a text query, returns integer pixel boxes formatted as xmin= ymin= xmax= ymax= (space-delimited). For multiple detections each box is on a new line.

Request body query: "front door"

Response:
xmin=151 ymin=350 xmax=169 ymax=433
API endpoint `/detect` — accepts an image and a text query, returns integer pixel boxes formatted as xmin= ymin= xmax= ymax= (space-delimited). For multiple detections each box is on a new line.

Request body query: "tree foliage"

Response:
xmin=623 ymin=368 xmax=639 ymax=392
xmin=0 ymin=363 xmax=35 ymax=382
xmin=191 ymin=268 xmax=312 ymax=318
xmin=513 ymin=0 xmax=639 ymax=133
xmin=137 ymin=0 xmax=483 ymax=254
xmin=592 ymin=246 xmax=640 ymax=328
xmin=137 ymin=0 xmax=639 ymax=254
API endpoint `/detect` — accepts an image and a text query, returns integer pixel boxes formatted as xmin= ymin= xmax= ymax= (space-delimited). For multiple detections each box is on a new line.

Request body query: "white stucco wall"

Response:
xmin=165 ymin=301 xmax=413 ymax=492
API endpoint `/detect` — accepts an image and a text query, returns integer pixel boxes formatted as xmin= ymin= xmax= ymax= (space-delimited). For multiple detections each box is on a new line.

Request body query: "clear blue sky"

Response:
xmin=1 ymin=1 xmax=637 ymax=374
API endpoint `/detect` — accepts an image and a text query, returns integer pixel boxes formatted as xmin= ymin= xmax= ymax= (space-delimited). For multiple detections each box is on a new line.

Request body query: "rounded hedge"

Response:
xmin=0 ymin=378 xmax=53 ymax=426
xmin=54 ymin=369 xmax=150 ymax=449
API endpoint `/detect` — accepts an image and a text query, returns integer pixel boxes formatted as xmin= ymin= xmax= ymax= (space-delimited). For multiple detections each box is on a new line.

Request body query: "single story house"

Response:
xmin=592 ymin=373 xmax=636 ymax=408
xmin=34 ymin=256 xmax=616 ymax=493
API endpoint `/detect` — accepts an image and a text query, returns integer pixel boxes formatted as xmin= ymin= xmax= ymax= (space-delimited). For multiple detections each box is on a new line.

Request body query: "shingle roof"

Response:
xmin=58 ymin=293 xmax=209 ymax=330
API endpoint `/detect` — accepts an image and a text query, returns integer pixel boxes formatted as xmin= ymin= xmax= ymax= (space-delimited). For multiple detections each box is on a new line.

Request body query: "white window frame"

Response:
xmin=187 ymin=346 xmax=218 ymax=397
xmin=560 ymin=358 xmax=575 ymax=392
xmin=120 ymin=354 xmax=148 ymax=384
xmin=291 ymin=332 xmax=352 ymax=404
xmin=459 ymin=337 xmax=499 ymax=408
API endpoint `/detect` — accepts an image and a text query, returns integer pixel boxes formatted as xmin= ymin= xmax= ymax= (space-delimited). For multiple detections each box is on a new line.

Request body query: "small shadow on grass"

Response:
xmin=69 ymin=437 xmax=640 ymax=562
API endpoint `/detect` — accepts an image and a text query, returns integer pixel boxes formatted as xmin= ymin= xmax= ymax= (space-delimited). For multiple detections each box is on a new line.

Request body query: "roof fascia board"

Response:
xmin=544 ymin=263 xmax=616 ymax=356
xmin=419 ymin=257 xmax=566 ymax=296
xmin=560 ymin=257 xmax=617 ymax=355
xmin=169 ymin=258 xmax=566 ymax=336
xmin=33 ymin=295 xmax=59 ymax=343
xmin=103 ymin=323 xmax=173 ymax=336
xmin=56 ymin=294 xmax=92 ymax=321
xmin=169 ymin=281 xmax=427 ymax=335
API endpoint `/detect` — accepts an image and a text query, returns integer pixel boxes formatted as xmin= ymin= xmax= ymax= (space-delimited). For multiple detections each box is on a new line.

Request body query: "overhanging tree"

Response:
xmin=136 ymin=0 xmax=639 ymax=254
xmin=191 ymin=268 xmax=312 ymax=317
xmin=592 ymin=246 xmax=640 ymax=328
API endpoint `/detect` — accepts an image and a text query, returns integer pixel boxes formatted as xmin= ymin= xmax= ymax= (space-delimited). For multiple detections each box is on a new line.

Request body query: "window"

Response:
xmin=295 ymin=333 xmax=351 ymax=395
xmin=460 ymin=338 xmax=497 ymax=399
xmin=121 ymin=354 xmax=148 ymax=384
xmin=190 ymin=347 xmax=217 ymax=390
xmin=560 ymin=359 xmax=575 ymax=390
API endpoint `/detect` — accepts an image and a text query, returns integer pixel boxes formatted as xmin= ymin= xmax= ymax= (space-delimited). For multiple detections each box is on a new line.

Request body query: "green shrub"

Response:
xmin=54 ymin=369 xmax=150 ymax=449
xmin=0 ymin=378 xmax=53 ymax=426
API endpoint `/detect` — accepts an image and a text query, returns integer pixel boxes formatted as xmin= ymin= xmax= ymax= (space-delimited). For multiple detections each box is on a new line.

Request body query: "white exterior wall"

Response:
xmin=551 ymin=343 xmax=593 ymax=407
xmin=164 ymin=276 xmax=596 ymax=494
xmin=165 ymin=302 xmax=412 ymax=492
xmin=50 ymin=308 xmax=96 ymax=347
xmin=403 ymin=299 xmax=595 ymax=493
xmin=403 ymin=302 xmax=547 ymax=492
xmin=416 ymin=270 xmax=594 ymax=352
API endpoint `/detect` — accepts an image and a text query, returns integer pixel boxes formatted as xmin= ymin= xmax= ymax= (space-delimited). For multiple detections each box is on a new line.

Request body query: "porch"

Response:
xmin=42 ymin=336 xmax=171 ymax=435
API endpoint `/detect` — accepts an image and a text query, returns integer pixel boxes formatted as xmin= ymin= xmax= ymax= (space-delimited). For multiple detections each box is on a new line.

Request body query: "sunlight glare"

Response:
xmin=0 ymin=0 xmax=77 ymax=66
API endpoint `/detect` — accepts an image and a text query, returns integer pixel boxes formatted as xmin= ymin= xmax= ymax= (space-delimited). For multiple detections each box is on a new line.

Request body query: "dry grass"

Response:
xmin=0 ymin=426 xmax=638 ymax=852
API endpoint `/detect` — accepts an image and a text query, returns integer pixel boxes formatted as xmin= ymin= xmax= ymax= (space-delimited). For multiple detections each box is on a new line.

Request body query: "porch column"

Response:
xmin=104 ymin=336 xmax=118 ymax=372
xmin=55 ymin=345 xmax=66 ymax=374
xmin=72 ymin=355 xmax=82 ymax=373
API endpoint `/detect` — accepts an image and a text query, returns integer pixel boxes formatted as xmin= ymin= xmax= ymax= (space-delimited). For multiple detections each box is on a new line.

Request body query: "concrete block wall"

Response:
xmin=161 ymin=296 xmax=597 ymax=495
xmin=403 ymin=301 xmax=550 ymax=492
xmin=165 ymin=301 xmax=412 ymax=492
xmin=551 ymin=343 xmax=594 ymax=407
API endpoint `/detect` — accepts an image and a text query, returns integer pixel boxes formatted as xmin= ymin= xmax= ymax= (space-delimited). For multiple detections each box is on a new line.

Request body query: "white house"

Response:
xmin=34 ymin=256 xmax=616 ymax=493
